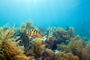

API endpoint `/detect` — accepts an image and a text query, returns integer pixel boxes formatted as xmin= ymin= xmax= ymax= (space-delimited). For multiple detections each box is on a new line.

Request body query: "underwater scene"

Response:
xmin=0 ymin=0 xmax=90 ymax=60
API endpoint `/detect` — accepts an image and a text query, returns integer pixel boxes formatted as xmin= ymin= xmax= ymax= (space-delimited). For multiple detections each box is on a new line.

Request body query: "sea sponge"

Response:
xmin=45 ymin=49 xmax=54 ymax=59
xmin=44 ymin=49 xmax=57 ymax=60
xmin=0 ymin=28 xmax=28 ymax=60
xmin=32 ymin=38 xmax=45 ymax=58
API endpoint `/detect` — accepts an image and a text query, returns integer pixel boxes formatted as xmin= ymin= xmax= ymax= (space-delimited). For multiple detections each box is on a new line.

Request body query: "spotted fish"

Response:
xmin=26 ymin=29 xmax=43 ymax=38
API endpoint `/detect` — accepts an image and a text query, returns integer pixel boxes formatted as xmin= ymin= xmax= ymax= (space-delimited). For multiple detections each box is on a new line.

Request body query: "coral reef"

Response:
xmin=52 ymin=27 xmax=74 ymax=45
xmin=56 ymin=52 xmax=79 ymax=60
xmin=0 ymin=20 xmax=90 ymax=60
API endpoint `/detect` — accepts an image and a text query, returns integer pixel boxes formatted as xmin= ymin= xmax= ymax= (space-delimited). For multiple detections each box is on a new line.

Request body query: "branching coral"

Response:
xmin=53 ymin=27 xmax=74 ymax=44
xmin=0 ymin=28 xmax=28 ymax=60
xmin=32 ymin=38 xmax=45 ymax=58
xmin=60 ymin=53 xmax=79 ymax=60
xmin=57 ymin=43 xmax=71 ymax=52
xmin=45 ymin=27 xmax=53 ymax=40
xmin=57 ymin=35 xmax=90 ymax=60
xmin=56 ymin=28 xmax=69 ymax=40
xmin=20 ymin=23 xmax=26 ymax=32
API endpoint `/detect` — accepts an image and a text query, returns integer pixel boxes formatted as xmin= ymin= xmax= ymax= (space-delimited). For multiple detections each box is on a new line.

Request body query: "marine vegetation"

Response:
xmin=60 ymin=53 xmax=79 ymax=60
xmin=57 ymin=35 xmax=90 ymax=60
xmin=0 ymin=28 xmax=28 ymax=60
xmin=21 ymin=29 xmax=30 ymax=50
xmin=0 ymin=20 xmax=90 ymax=60
xmin=32 ymin=38 xmax=45 ymax=58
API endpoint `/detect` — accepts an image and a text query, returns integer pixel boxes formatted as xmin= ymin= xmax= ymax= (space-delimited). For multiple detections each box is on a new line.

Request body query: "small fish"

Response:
xmin=26 ymin=29 xmax=43 ymax=38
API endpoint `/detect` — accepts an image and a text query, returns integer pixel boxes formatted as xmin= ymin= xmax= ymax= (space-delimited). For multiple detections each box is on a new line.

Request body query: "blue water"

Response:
xmin=0 ymin=0 xmax=90 ymax=38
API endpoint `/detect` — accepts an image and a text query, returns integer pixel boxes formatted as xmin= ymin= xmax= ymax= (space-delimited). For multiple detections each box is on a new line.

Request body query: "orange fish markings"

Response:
xmin=26 ymin=29 xmax=43 ymax=38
